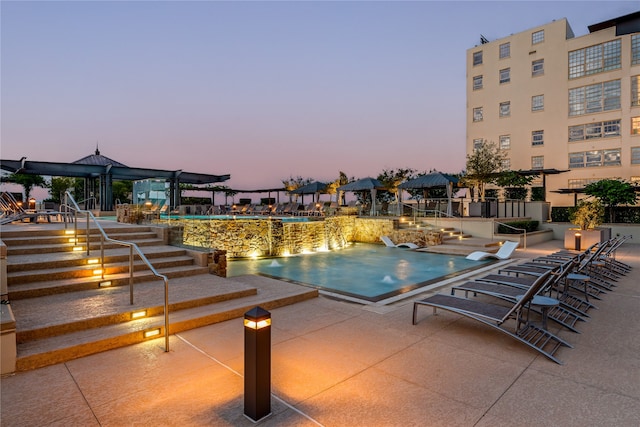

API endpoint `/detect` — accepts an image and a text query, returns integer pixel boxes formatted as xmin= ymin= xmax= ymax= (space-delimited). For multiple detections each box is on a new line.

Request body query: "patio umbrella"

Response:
xmin=336 ymin=177 xmax=385 ymax=216
xmin=290 ymin=181 xmax=327 ymax=203
xmin=399 ymin=172 xmax=459 ymax=216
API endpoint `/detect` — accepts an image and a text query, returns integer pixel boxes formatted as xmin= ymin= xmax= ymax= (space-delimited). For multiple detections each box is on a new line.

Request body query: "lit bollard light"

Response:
xmin=244 ymin=306 xmax=272 ymax=421
xmin=574 ymin=232 xmax=582 ymax=251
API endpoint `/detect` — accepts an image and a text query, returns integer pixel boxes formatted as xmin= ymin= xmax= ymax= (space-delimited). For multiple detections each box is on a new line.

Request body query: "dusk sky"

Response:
xmin=2 ymin=1 xmax=638 ymax=196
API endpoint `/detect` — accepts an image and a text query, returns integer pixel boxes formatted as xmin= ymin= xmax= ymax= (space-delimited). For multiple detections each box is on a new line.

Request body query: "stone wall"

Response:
xmin=161 ymin=216 xmax=441 ymax=258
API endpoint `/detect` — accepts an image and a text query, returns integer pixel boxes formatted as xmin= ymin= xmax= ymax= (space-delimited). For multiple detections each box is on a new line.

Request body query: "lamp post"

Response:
xmin=244 ymin=306 xmax=271 ymax=421
xmin=574 ymin=232 xmax=582 ymax=251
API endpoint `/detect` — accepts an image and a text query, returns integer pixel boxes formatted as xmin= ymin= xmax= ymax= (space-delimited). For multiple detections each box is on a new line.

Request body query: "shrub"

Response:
xmin=568 ymin=199 xmax=604 ymax=230
xmin=497 ymin=220 xmax=539 ymax=234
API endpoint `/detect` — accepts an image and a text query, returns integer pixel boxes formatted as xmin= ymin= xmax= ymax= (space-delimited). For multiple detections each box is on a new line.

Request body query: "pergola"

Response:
xmin=1 ymin=150 xmax=230 ymax=211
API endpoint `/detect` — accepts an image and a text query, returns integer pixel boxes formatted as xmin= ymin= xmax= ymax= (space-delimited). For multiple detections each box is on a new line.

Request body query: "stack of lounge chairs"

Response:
xmin=413 ymin=235 xmax=632 ymax=364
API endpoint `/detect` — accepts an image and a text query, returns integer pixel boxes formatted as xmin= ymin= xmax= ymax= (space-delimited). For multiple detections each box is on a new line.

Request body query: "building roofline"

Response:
xmin=588 ymin=10 xmax=640 ymax=33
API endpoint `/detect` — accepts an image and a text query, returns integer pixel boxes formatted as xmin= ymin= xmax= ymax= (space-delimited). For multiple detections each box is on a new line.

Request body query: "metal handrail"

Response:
xmin=492 ymin=219 xmax=527 ymax=250
xmin=398 ymin=202 xmax=464 ymax=233
xmin=63 ymin=191 xmax=170 ymax=352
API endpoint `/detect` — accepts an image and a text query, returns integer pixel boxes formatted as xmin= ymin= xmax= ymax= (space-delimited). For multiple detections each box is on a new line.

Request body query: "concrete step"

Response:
xmin=8 ymin=265 xmax=211 ymax=299
xmin=13 ymin=274 xmax=318 ymax=371
xmin=7 ymin=246 xmax=190 ymax=272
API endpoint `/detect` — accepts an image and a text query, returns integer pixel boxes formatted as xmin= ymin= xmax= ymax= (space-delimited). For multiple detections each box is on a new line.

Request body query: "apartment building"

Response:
xmin=466 ymin=11 xmax=640 ymax=207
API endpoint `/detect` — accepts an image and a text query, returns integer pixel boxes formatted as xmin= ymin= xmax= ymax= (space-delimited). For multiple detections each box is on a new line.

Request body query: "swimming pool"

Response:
xmin=227 ymin=243 xmax=491 ymax=302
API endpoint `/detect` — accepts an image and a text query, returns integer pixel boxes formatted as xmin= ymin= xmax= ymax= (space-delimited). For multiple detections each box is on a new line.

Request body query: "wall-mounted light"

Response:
xmin=144 ymin=328 xmax=161 ymax=338
xmin=98 ymin=281 xmax=112 ymax=288
xmin=86 ymin=258 xmax=99 ymax=265
xmin=131 ymin=310 xmax=147 ymax=320
xmin=92 ymin=269 xmax=103 ymax=276
xmin=73 ymin=246 xmax=84 ymax=252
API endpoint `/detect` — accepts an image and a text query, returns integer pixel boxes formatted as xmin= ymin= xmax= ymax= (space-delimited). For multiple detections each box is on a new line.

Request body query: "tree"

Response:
xmin=112 ymin=181 xmax=133 ymax=204
xmin=377 ymin=168 xmax=415 ymax=213
xmin=0 ymin=173 xmax=48 ymax=200
xmin=584 ymin=179 xmax=638 ymax=223
xmin=462 ymin=140 xmax=506 ymax=201
xmin=569 ymin=199 xmax=604 ymax=230
xmin=49 ymin=177 xmax=83 ymax=203
xmin=281 ymin=176 xmax=312 ymax=202
xmin=494 ymin=170 xmax=535 ymax=200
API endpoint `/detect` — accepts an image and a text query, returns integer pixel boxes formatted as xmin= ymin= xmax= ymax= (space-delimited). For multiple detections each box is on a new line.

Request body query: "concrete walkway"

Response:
xmin=2 ymin=240 xmax=639 ymax=426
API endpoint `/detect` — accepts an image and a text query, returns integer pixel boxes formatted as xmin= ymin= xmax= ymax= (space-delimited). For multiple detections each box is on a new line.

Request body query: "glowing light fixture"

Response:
xmin=92 ymin=269 xmax=103 ymax=276
xmin=144 ymin=328 xmax=161 ymax=338
xmin=73 ymin=246 xmax=84 ymax=252
xmin=131 ymin=310 xmax=147 ymax=320
xmin=68 ymin=238 xmax=77 ymax=243
xmin=87 ymin=258 xmax=99 ymax=265
xmin=65 ymin=230 xmax=74 ymax=235
xmin=98 ymin=281 xmax=112 ymax=287
xmin=243 ymin=318 xmax=272 ymax=330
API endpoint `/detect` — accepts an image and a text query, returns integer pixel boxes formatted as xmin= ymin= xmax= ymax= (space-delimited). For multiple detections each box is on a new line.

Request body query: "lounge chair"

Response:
xmin=465 ymin=240 xmax=519 ymax=261
xmin=380 ymin=236 xmax=419 ymax=249
xmin=413 ymin=270 xmax=572 ymax=364
xmin=451 ymin=261 xmax=586 ymax=333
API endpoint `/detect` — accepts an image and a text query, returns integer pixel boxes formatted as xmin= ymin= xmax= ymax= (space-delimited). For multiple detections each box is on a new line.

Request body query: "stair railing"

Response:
xmin=62 ymin=191 xmax=170 ymax=352
xmin=492 ymin=219 xmax=527 ymax=250
xmin=398 ymin=202 xmax=464 ymax=234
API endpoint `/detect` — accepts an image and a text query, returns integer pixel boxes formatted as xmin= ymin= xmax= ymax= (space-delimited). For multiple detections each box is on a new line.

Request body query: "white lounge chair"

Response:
xmin=380 ymin=236 xmax=419 ymax=249
xmin=466 ymin=240 xmax=519 ymax=261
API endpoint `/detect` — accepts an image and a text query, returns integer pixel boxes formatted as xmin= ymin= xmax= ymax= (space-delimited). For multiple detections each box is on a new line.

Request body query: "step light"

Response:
xmin=68 ymin=238 xmax=77 ymax=243
xmin=98 ymin=281 xmax=112 ymax=288
xmin=86 ymin=258 xmax=99 ymax=265
xmin=131 ymin=310 xmax=147 ymax=320
xmin=144 ymin=328 xmax=161 ymax=338
xmin=73 ymin=246 xmax=84 ymax=252
xmin=92 ymin=269 xmax=103 ymax=276
xmin=65 ymin=230 xmax=74 ymax=235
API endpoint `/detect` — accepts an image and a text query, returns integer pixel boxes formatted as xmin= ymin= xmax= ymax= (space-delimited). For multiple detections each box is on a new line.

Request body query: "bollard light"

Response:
xmin=244 ymin=306 xmax=271 ymax=422
xmin=574 ymin=232 xmax=582 ymax=251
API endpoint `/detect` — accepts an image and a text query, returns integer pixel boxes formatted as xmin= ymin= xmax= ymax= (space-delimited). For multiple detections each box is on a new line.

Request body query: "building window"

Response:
xmin=532 ymin=95 xmax=544 ymax=112
xmin=473 ymin=51 xmax=483 ymax=66
xmin=633 ymin=117 xmax=640 ymax=135
xmin=632 ymin=76 xmax=640 ymax=107
xmin=569 ymin=80 xmax=621 ymax=116
xmin=569 ymin=149 xmax=621 ymax=168
xmin=531 ymin=156 xmax=544 ymax=170
xmin=499 ymin=134 xmax=511 ymax=150
xmin=632 ymin=147 xmax=640 ymax=165
xmin=532 ymin=30 xmax=544 ymax=45
xmin=568 ymin=39 xmax=621 ymax=79
xmin=473 ymin=75 xmax=483 ymax=90
xmin=532 ymin=59 xmax=544 ymax=76
xmin=473 ymin=107 xmax=483 ymax=122
xmin=499 ymin=101 xmax=510 ymax=117
xmin=499 ymin=68 xmax=510 ymax=84
xmin=499 ymin=42 xmax=510 ymax=59
xmin=502 ymin=159 xmax=511 ymax=170
xmin=532 ymin=130 xmax=544 ymax=146
xmin=473 ymin=138 xmax=483 ymax=150
xmin=632 ymin=34 xmax=640 ymax=65
xmin=569 ymin=120 xmax=621 ymax=141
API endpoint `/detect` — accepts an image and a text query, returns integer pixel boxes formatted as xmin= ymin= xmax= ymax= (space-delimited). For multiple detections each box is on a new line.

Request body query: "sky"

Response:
xmin=2 ymin=0 xmax=638 ymax=198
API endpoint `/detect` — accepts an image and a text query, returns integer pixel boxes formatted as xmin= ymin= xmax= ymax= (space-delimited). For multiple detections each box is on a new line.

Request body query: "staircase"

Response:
xmin=1 ymin=223 xmax=317 ymax=372
xmin=398 ymin=218 xmax=503 ymax=256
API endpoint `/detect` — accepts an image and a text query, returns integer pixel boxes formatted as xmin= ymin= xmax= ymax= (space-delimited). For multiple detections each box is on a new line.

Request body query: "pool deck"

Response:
xmin=2 ymin=239 xmax=639 ymax=426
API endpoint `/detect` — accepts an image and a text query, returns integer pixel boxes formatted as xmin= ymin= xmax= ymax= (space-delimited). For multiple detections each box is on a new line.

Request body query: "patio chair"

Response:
xmin=380 ymin=236 xmax=419 ymax=249
xmin=465 ymin=240 xmax=519 ymax=261
xmin=451 ymin=261 xmax=586 ymax=333
xmin=413 ymin=270 xmax=572 ymax=364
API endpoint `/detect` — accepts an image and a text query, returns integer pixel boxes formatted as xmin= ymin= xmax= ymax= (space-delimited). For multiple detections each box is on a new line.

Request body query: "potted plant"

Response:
xmin=564 ymin=199 xmax=608 ymax=250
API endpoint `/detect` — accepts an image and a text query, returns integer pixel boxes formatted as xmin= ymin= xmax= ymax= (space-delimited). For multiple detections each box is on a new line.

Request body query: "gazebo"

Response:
xmin=1 ymin=148 xmax=230 ymax=211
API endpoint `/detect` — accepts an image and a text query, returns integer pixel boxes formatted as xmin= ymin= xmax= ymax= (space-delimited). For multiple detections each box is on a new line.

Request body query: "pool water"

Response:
xmin=227 ymin=243 xmax=490 ymax=302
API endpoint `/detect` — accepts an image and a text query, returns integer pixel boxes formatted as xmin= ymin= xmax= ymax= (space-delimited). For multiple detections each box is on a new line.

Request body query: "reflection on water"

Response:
xmin=228 ymin=243 xmax=488 ymax=300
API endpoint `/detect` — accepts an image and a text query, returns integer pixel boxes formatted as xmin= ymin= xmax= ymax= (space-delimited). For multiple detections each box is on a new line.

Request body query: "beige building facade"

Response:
xmin=466 ymin=11 xmax=640 ymax=207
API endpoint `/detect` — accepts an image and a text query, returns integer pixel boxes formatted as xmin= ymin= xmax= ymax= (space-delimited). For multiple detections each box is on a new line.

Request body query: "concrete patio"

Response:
xmin=1 ymin=240 xmax=639 ymax=426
